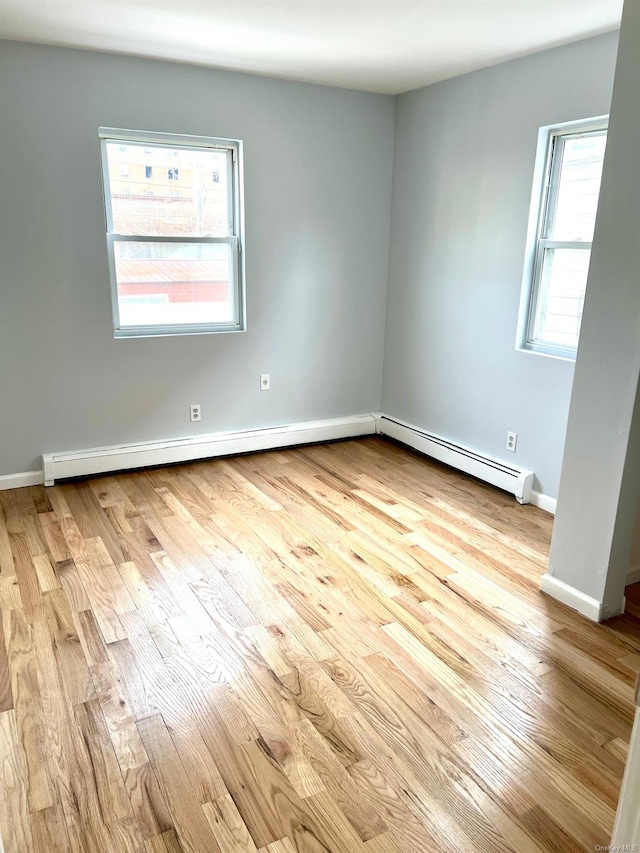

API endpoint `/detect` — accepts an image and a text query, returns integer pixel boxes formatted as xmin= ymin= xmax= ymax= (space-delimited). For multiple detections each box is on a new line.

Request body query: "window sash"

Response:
xmin=108 ymin=235 xmax=238 ymax=245
xmin=99 ymin=128 xmax=244 ymax=338
xmin=527 ymin=242 xmax=591 ymax=355
xmin=523 ymin=119 xmax=607 ymax=358
xmin=100 ymin=139 xmax=236 ymax=239
xmin=539 ymin=239 xmax=593 ymax=251
xmin=542 ymin=128 xmax=606 ymax=243
xmin=107 ymin=237 xmax=240 ymax=338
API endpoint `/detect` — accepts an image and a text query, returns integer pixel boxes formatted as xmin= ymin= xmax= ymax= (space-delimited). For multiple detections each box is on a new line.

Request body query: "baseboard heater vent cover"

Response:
xmin=42 ymin=415 xmax=376 ymax=486
xmin=378 ymin=415 xmax=534 ymax=504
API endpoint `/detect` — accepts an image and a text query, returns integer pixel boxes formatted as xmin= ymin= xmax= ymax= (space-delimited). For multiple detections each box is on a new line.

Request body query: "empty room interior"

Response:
xmin=3 ymin=0 xmax=640 ymax=850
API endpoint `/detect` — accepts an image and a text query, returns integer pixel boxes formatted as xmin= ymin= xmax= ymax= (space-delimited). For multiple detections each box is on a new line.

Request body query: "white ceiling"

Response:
xmin=0 ymin=0 xmax=622 ymax=94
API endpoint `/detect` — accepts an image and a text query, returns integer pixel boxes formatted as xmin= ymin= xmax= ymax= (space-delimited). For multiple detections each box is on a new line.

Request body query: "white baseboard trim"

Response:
xmin=0 ymin=471 xmax=44 ymax=491
xmin=41 ymin=414 xmax=377 ymax=486
xmin=627 ymin=565 xmax=640 ymax=586
xmin=540 ymin=573 xmax=604 ymax=621
xmin=531 ymin=490 xmax=557 ymax=515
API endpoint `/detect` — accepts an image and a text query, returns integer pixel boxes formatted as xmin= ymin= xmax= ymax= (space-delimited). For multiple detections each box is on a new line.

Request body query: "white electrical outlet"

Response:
xmin=506 ymin=431 xmax=517 ymax=453
xmin=260 ymin=373 xmax=271 ymax=391
xmin=190 ymin=404 xmax=202 ymax=423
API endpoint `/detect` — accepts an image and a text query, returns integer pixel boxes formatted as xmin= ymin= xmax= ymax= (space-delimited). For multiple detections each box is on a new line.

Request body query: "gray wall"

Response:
xmin=382 ymin=32 xmax=619 ymax=498
xmin=0 ymin=41 xmax=395 ymax=475
xmin=548 ymin=0 xmax=640 ymax=613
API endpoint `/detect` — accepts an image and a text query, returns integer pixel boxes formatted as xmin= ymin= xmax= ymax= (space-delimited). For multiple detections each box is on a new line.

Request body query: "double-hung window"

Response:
xmin=521 ymin=117 xmax=607 ymax=358
xmin=100 ymin=128 xmax=245 ymax=338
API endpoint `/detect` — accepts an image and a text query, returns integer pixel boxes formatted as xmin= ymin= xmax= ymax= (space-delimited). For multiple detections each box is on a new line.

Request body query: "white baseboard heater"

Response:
xmin=42 ymin=415 xmax=377 ymax=486
xmin=39 ymin=411 xmax=533 ymax=503
xmin=377 ymin=415 xmax=534 ymax=504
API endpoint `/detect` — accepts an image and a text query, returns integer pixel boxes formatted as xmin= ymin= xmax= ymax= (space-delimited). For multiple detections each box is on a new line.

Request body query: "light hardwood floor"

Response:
xmin=0 ymin=437 xmax=638 ymax=852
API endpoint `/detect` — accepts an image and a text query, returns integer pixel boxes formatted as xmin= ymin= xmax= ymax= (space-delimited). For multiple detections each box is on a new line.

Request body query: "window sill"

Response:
xmin=516 ymin=345 xmax=576 ymax=363
xmin=114 ymin=324 xmax=246 ymax=339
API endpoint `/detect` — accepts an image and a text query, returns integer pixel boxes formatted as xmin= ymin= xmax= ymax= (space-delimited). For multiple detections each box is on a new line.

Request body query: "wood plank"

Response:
xmin=91 ymin=652 xmax=149 ymax=772
xmin=258 ymin=841 xmax=296 ymax=853
xmin=4 ymin=607 xmax=55 ymax=812
xmin=72 ymin=699 xmax=137 ymax=830
xmin=0 ymin=709 xmax=35 ymax=852
xmin=38 ymin=513 xmax=71 ymax=565
xmin=10 ymin=531 xmax=44 ymax=621
xmin=347 ymin=758 xmax=441 ymax=852
xmin=124 ymin=762 xmax=175 ymax=840
xmin=31 ymin=803 xmax=72 ymax=853
xmin=0 ymin=615 xmax=14 ymax=712
xmin=45 ymin=589 xmax=96 ymax=705
xmin=137 ymin=714 xmax=223 ymax=853
xmin=145 ymin=830 xmax=185 ymax=853
xmin=293 ymin=717 xmax=387 ymax=841
xmin=57 ymin=559 xmax=91 ymax=613
xmin=32 ymin=554 xmax=61 ymax=593
xmin=202 ymin=794 xmax=260 ymax=853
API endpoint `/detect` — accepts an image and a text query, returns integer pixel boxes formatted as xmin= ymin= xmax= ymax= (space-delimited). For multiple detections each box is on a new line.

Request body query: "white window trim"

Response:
xmin=516 ymin=115 xmax=608 ymax=361
xmin=99 ymin=126 xmax=246 ymax=339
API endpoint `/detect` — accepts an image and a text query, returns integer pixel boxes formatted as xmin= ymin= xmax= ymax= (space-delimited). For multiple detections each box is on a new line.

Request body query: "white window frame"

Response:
xmin=99 ymin=127 xmax=246 ymax=339
xmin=517 ymin=115 xmax=608 ymax=360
